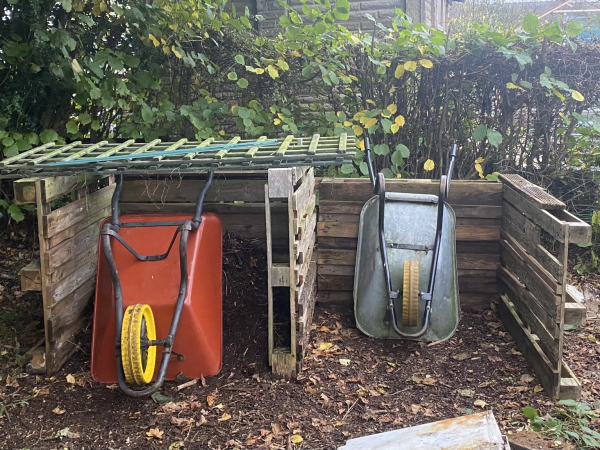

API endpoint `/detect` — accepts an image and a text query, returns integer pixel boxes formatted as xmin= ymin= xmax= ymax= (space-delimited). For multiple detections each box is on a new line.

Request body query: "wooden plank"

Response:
xmin=47 ymin=277 xmax=95 ymax=341
xmin=245 ymin=136 xmax=268 ymax=158
xmin=271 ymin=351 xmax=297 ymax=379
xmin=265 ymin=185 xmax=274 ymax=366
xmin=498 ymin=295 xmax=560 ymax=400
xmin=120 ymin=201 xmax=287 ymax=215
xmin=294 ymin=194 xmax=316 ymax=237
xmin=318 ymin=213 xmax=360 ymax=223
xmin=268 ymin=168 xmax=294 ymax=199
xmin=501 ymin=238 xmax=561 ymax=315
xmin=318 ymin=201 xmax=502 ymax=219
xmin=296 ymin=262 xmax=317 ymax=362
xmin=458 ymin=270 xmax=499 ymax=294
xmin=13 ymin=175 xmax=109 ymax=205
xmin=503 ymin=185 xmax=567 ymax=242
xmin=502 ymin=208 xmax=562 ymax=281
xmin=460 ymin=293 xmax=497 ymax=312
xmin=48 ymin=247 xmax=98 ymax=284
xmin=317 ymin=290 xmax=353 ymax=306
xmin=456 ymin=241 xmax=500 ymax=254
xmin=42 ymin=185 xmax=115 ymax=238
xmin=502 ymin=279 xmax=560 ymax=367
xmin=564 ymin=303 xmax=587 ymax=327
xmin=498 ymin=267 xmax=559 ymax=330
xmin=499 ymin=174 xmax=566 ymax=210
xmin=287 ymin=187 xmax=297 ymax=363
xmin=559 ymin=362 xmax=582 ymax=400
xmin=317 ymin=249 xmax=356 ymax=265
xmin=317 ymin=222 xmax=500 ymax=241
xmin=319 ymin=179 xmax=503 ymax=205
xmin=457 ymin=253 xmax=500 ymax=271
xmin=317 ymin=236 xmax=358 ymax=250
xmin=548 ymin=209 xmax=592 ymax=245
xmin=120 ymin=178 xmax=267 ymax=204
xmin=271 ymin=264 xmax=290 ymax=287
xmin=13 ymin=178 xmax=38 ymax=204
xmin=307 ymin=134 xmax=320 ymax=154
xmin=47 ymin=205 xmax=110 ymax=249
xmin=318 ymin=265 xmax=355 ymax=276
xmin=295 ymin=211 xmax=316 ymax=264
xmin=45 ymin=219 xmax=102 ymax=272
xmin=503 ymin=200 xmax=541 ymax=246
xmin=295 ymin=238 xmax=315 ymax=286
xmin=292 ymin=168 xmax=315 ymax=215
xmin=318 ymin=274 xmax=353 ymax=292
xmin=46 ymin=318 xmax=84 ymax=374
xmin=19 ymin=259 xmax=41 ymax=292
xmin=45 ymin=258 xmax=98 ymax=306
xmin=502 ymin=231 xmax=560 ymax=290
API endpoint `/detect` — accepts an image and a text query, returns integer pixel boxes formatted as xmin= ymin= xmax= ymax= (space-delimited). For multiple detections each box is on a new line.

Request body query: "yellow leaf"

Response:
xmin=475 ymin=163 xmax=483 ymax=178
xmin=162 ymin=45 xmax=171 ymax=54
xmin=396 ymin=173 xmax=402 ymax=178
xmin=474 ymin=156 xmax=484 ymax=164
xmin=383 ymin=60 xmax=391 ymax=67
xmin=161 ymin=38 xmax=167 ymax=45
xmin=419 ymin=59 xmax=433 ymax=68
xmin=146 ymin=428 xmax=164 ymax=439
xmin=394 ymin=65 xmax=405 ymax=78
xmin=391 ymin=124 xmax=400 ymax=134
xmin=274 ymin=118 xmax=281 ymax=125
xmin=254 ymin=67 xmax=265 ymax=74
xmin=353 ymin=110 xmax=366 ymax=121
xmin=358 ymin=139 xmax=365 ymax=151
xmin=339 ymin=358 xmax=351 ymax=366
xmin=423 ymin=159 xmax=435 ymax=171
xmin=394 ymin=115 xmax=405 ymax=127
xmin=552 ymin=88 xmax=565 ymax=102
xmin=343 ymin=121 xmax=352 ymax=127
xmin=366 ymin=99 xmax=376 ymax=105
xmin=267 ymin=65 xmax=279 ymax=79
xmin=218 ymin=413 xmax=232 ymax=422
xmin=404 ymin=61 xmax=417 ymax=71
xmin=219 ymin=130 xmax=225 ymax=136
xmin=172 ymin=46 xmax=182 ymax=59
xmin=352 ymin=125 xmax=363 ymax=136
xmin=319 ymin=342 xmax=333 ymax=350
xmin=376 ymin=66 xmax=386 ymax=75
xmin=148 ymin=34 xmax=160 ymax=47
xmin=66 ymin=374 xmax=76 ymax=384
xmin=363 ymin=117 xmax=378 ymax=129
xmin=387 ymin=104 xmax=397 ymax=115
xmin=533 ymin=385 xmax=544 ymax=393
xmin=572 ymin=90 xmax=584 ymax=101
xmin=389 ymin=86 xmax=397 ymax=94
xmin=381 ymin=110 xmax=391 ymax=118
xmin=418 ymin=45 xmax=425 ymax=55
xmin=291 ymin=435 xmax=303 ymax=444
xmin=290 ymin=51 xmax=301 ymax=57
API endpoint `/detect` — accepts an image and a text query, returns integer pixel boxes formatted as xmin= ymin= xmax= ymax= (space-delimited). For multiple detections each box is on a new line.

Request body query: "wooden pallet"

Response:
xmin=266 ymin=167 xmax=317 ymax=378
xmin=13 ymin=175 xmax=114 ymax=374
xmin=498 ymin=174 xmax=591 ymax=400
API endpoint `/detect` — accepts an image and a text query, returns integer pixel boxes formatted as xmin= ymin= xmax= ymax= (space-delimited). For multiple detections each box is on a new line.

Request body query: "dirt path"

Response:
xmin=0 ymin=235 xmax=599 ymax=449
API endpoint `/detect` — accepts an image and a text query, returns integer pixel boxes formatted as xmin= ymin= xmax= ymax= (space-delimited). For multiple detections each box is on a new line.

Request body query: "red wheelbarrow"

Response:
xmin=91 ymin=171 xmax=221 ymax=397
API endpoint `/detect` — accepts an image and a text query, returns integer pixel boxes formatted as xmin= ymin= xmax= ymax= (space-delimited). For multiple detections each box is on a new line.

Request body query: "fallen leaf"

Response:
xmin=146 ymin=428 xmax=164 ymax=440
xmin=412 ymin=374 xmax=423 ymax=384
xmin=169 ymin=441 xmax=185 ymax=450
xmin=422 ymin=377 xmax=437 ymax=385
xmin=533 ymin=385 xmax=544 ymax=393
xmin=453 ymin=352 xmax=470 ymax=361
xmin=520 ymin=374 xmax=534 ymax=384
xmin=206 ymin=392 xmax=218 ymax=407
xmin=291 ymin=434 xmax=303 ymax=444
xmin=151 ymin=392 xmax=173 ymax=404
xmin=306 ymin=386 xmax=316 ymax=394
xmin=52 ymin=406 xmax=66 ymax=415
xmin=272 ymin=422 xmax=282 ymax=435
xmin=218 ymin=413 xmax=231 ymax=422
xmin=106 ymin=384 xmax=118 ymax=390
xmin=197 ymin=415 xmax=207 ymax=426
xmin=317 ymin=326 xmax=331 ymax=333
xmin=459 ymin=389 xmax=474 ymax=398
xmin=474 ymin=399 xmax=487 ymax=408
xmin=588 ymin=334 xmax=597 ymax=343
xmin=66 ymin=374 xmax=76 ymax=384
xmin=339 ymin=358 xmax=351 ymax=366
xmin=319 ymin=342 xmax=333 ymax=351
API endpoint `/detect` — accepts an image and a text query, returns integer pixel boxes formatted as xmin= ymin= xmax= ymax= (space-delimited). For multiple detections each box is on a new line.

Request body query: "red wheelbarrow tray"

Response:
xmin=91 ymin=213 xmax=223 ymax=383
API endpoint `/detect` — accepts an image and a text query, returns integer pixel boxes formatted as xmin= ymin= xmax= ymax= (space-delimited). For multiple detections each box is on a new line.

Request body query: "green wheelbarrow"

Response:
xmin=354 ymin=139 xmax=459 ymax=342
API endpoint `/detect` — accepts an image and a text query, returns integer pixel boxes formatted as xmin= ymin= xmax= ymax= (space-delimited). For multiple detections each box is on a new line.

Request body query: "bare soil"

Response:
xmin=0 ymin=235 xmax=599 ymax=449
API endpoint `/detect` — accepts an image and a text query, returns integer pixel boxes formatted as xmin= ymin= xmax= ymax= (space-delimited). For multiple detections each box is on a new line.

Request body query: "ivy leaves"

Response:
xmin=473 ymin=125 xmax=502 ymax=147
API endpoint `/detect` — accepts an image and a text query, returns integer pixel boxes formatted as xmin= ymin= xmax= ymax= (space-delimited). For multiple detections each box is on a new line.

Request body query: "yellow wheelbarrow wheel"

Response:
xmin=121 ymin=304 xmax=157 ymax=385
xmin=402 ymin=260 xmax=419 ymax=327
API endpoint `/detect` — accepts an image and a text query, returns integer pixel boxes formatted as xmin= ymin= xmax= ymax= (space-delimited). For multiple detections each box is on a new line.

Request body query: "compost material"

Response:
xmin=0 ymin=236 xmax=599 ymax=449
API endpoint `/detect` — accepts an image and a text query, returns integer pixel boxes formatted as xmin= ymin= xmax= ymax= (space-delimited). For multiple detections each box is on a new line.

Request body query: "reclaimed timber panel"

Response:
xmin=14 ymin=175 xmax=108 ymax=205
xmin=121 ymin=178 xmax=268 ymax=204
xmin=559 ymin=362 xmax=582 ymax=400
xmin=319 ymin=179 xmax=503 ymax=205
xmin=48 ymin=246 xmax=98 ymax=284
xmin=499 ymin=174 xmax=566 ymax=210
xmin=500 ymin=238 xmax=561 ymax=317
xmin=47 ymin=205 xmax=110 ymax=248
xmin=296 ymin=262 xmax=317 ymax=365
xmin=457 ymin=253 xmax=500 ymax=271
xmin=42 ymin=185 xmax=115 ymax=237
xmin=45 ymin=220 xmax=102 ymax=271
xmin=549 ymin=209 xmax=592 ymax=245
xmin=292 ymin=169 xmax=315 ymax=217
xmin=119 ymin=201 xmax=288 ymax=215
xmin=45 ymin=255 xmax=98 ymax=306
xmin=46 ymin=277 xmax=95 ymax=341
xmin=317 ymin=249 xmax=356 ymax=265
xmin=498 ymin=295 xmax=560 ymax=400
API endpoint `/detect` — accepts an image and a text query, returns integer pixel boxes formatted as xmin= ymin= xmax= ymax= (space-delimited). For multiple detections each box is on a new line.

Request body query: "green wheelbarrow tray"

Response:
xmin=354 ymin=193 xmax=460 ymax=342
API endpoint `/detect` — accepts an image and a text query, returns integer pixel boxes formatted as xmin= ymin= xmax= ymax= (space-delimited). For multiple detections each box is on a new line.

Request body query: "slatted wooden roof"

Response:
xmin=0 ymin=134 xmax=355 ymax=178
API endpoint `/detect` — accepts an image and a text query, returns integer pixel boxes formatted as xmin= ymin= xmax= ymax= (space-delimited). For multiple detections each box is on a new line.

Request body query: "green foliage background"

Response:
xmin=1 ymin=0 xmax=599 ymax=201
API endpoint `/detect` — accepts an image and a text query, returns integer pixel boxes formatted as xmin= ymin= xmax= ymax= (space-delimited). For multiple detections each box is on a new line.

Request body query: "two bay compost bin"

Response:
xmin=1 ymin=136 xmax=591 ymax=401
